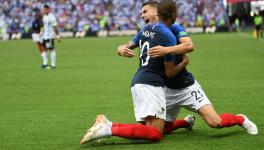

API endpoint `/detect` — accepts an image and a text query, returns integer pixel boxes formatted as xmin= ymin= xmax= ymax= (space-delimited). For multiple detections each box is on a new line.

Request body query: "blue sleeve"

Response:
xmin=170 ymin=24 xmax=189 ymax=39
xmin=132 ymin=28 xmax=144 ymax=46
xmin=163 ymin=31 xmax=176 ymax=62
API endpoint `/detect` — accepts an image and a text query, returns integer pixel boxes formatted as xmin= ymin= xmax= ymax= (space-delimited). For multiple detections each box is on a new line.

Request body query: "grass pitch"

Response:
xmin=0 ymin=33 xmax=264 ymax=150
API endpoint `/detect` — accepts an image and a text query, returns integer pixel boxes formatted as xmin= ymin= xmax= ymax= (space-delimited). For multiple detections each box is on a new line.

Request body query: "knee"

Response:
xmin=207 ymin=118 xmax=222 ymax=128
xmin=150 ymin=131 xmax=163 ymax=141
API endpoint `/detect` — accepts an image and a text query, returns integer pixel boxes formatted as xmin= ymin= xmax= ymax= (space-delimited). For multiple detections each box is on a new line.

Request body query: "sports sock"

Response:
xmin=163 ymin=120 xmax=189 ymax=134
xmin=41 ymin=51 xmax=48 ymax=66
xmin=220 ymin=113 xmax=244 ymax=127
xmin=50 ymin=50 xmax=56 ymax=67
xmin=111 ymin=124 xmax=163 ymax=141
xmin=112 ymin=122 xmax=134 ymax=127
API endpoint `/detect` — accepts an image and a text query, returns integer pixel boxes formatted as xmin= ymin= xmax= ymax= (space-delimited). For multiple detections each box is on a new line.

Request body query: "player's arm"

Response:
xmin=53 ymin=26 xmax=61 ymax=43
xmin=164 ymin=54 xmax=189 ymax=78
xmin=51 ymin=15 xmax=61 ymax=43
xmin=149 ymin=37 xmax=194 ymax=57
xmin=117 ymin=29 xmax=144 ymax=58
xmin=117 ymin=41 xmax=137 ymax=58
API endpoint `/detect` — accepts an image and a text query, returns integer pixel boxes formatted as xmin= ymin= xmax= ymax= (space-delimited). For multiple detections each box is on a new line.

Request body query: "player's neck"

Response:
xmin=159 ymin=19 xmax=171 ymax=27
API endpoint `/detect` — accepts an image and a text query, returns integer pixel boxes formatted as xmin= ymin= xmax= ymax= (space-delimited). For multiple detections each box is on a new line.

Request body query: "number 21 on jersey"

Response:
xmin=139 ymin=40 xmax=150 ymax=66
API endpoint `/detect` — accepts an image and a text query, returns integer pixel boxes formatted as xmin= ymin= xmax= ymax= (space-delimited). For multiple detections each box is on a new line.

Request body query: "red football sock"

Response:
xmin=163 ymin=119 xmax=189 ymax=134
xmin=111 ymin=124 xmax=163 ymax=141
xmin=112 ymin=122 xmax=133 ymax=127
xmin=220 ymin=113 xmax=245 ymax=127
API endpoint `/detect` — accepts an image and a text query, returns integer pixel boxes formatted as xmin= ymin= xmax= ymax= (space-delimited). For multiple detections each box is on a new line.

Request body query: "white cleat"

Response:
xmin=184 ymin=114 xmax=195 ymax=131
xmin=96 ymin=115 xmax=112 ymax=127
xmin=80 ymin=116 xmax=111 ymax=144
xmin=237 ymin=114 xmax=258 ymax=135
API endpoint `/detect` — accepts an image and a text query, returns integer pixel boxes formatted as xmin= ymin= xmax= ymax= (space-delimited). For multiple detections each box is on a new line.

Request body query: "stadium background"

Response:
xmin=0 ymin=0 xmax=264 ymax=150
xmin=0 ymin=0 xmax=264 ymax=39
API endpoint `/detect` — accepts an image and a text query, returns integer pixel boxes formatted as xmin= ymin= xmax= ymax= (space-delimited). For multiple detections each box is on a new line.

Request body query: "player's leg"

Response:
xmin=41 ymin=40 xmax=49 ymax=69
xmin=193 ymin=82 xmax=258 ymax=134
xmin=80 ymin=84 xmax=165 ymax=144
xmin=111 ymin=84 xmax=165 ymax=140
xmin=163 ymin=87 xmax=197 ymax=134
xmin=49 ymin=39 xmax=56 ymax=69
xmin=198 ymin=104 xmax=258 ymax=134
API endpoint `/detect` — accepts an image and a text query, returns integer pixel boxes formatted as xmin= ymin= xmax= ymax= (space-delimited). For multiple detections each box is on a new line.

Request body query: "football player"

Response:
xmin=119 ymin=1 xmax=258 ymax=135
xmin=41 ymin=4 xmax=61 ymax=69
xmin=80 ymin=0 xmax=182 ymax=144
xmin=31 ymin=12 xmax=45 ymax=63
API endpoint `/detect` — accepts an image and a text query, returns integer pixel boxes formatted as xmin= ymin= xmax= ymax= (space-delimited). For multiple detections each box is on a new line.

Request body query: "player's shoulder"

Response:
xmin=170 ymin=23 xmax=189 ymax=37
xmin=170 ymin=23 xmax=186 ymax=31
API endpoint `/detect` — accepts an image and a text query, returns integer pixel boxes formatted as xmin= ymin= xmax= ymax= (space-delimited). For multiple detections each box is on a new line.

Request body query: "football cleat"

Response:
xmin=41 ymin=64 xmax=50 ymax=69
xmin=96 ymin=115 xmax=112 ymax=127
xmin=237 ymin=114 xmax=258 ymax=135
xmin=50 ymin=66 xmax=56 ymax=69
xmin=80 ymin=116 xmax=111 ymax=144
xmin=184 ymin=114 xmax=195 ymax=131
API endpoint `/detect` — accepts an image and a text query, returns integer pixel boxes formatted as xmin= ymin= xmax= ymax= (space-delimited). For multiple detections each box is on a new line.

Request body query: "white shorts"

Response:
xmin=165 ymin=80 xmax=211 ymax=122
xmin=32 ymin=33 xmax=42 ymax=43
xmin=131 ymin=84 xmax=166 ymax=122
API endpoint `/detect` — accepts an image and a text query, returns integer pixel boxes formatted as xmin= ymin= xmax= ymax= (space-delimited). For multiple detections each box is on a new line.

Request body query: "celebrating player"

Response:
xmin=145 ymin=1 xmax=258 ymax=134
xmin=118 ymin=1 xmax=195 ymax=134
xmin=80 ymin=0 xmax=182 ymax=144
xmin=118 ymin=1 xmax=258 ymax=135
xmin=41 ymin=4 xmax=61 ymax=69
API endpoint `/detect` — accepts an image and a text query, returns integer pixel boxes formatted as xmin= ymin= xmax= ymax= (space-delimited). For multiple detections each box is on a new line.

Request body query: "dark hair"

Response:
xmin=44 ymin=4 xmax=49 ymax=9
xmin=142 ymin=1 xmax=159 ymax=8
xmin=158 ymin=0 xmax=177 ymax=23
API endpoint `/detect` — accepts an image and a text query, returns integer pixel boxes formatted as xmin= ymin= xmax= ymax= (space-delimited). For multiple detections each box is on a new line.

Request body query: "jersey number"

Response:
xmin=191 ymin=90 xmax=204 ymax=103
xmin=139 ymin=40 xmax=150 ymax=66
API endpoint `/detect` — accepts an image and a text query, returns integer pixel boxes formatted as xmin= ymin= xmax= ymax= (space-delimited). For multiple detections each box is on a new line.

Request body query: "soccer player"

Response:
xmin=31 ymin=12 xmax=45 ymax=61
xmin=119 ymin=1 xmax=258 ymax=135
xmin=41 ymin=4 xmax=61 ymax=69
xmin=80 ymin=0 xmax=181 ymax=144
xmin=118 ymin=1 xmax=195 ymax=133
xmin=147 ymin=5 xmax=258 ymax=135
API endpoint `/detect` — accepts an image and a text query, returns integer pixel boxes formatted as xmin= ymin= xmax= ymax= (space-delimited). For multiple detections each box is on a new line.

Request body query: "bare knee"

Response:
xmin=206 ymin=118 xmax=222 ymax=128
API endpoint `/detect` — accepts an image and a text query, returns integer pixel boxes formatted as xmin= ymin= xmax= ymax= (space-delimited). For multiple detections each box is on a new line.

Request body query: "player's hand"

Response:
xmin=117 ymin=45 xmax=135 ymax=58
xmin=56 ymin=35 xmax=62 ymax=43
xmin=182 ymin=54 xmax=189 ymax=66
xmin=149 ymin=45 xmax=170 ymax=57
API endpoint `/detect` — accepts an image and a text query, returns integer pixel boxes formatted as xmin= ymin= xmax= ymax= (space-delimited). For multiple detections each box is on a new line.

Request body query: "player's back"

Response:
xmin=131 ymin=22 xmax=176 ymax=87
xmin=165 ymin=23 xmax=195 ymax=89
xmin=32 ymin=19 xmax=43 ymax=33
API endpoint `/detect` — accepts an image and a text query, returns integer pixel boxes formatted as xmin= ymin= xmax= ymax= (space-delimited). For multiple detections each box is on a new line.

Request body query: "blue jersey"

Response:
xmin=131 ymin=22 xmax=176 ymax=87
xmin=166 ymin=24 xmax=195 ymax=89
xmin=32 ymin=19 xmax=43 ymax=33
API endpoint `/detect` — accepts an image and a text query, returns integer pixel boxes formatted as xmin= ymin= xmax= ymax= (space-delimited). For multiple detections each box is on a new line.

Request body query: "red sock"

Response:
xmin=220 ymin=113 xmax=245 ymax=127
xmin=111 ymin=124 xmax=163 ymax=141
xmin=112 ymin=122 xmax=133 ymax=127
xmin=163 ymin=119 xmax=189 ymax=134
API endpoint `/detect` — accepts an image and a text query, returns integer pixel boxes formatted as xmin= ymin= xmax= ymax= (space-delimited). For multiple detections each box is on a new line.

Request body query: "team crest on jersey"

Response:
xmin=142 ymin=31 xmax=155 ymax=39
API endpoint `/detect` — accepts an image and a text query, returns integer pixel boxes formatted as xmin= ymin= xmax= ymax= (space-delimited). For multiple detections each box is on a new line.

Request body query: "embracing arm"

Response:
xmin=149 ymin=37 xmax=194 ymax=57
xmin=164 ymin=54 xmax=189 ymax=78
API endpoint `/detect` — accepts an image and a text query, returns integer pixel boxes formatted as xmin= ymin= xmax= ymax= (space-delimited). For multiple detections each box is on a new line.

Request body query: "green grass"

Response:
xmin=0 ymin=33 xmax=263 ymax=150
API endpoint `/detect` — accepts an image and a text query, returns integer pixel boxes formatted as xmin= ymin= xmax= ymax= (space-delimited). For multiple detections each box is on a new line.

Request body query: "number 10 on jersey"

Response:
xmin=139 ymin=40 xmax=151 ymax=67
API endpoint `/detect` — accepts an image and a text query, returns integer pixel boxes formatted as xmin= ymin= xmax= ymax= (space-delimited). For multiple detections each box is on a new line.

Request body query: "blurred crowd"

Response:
xmin=0 ymin=0 xmax=227 ymax=35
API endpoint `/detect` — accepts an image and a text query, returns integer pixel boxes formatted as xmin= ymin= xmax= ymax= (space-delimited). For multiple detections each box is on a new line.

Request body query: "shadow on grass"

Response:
xmin=80 ymin=138 xmax=158 ymax=149
xmin=80 ymin=129 xmax=246 ymax=149
xmin=167 ymin=128 xmax=244 ymax=139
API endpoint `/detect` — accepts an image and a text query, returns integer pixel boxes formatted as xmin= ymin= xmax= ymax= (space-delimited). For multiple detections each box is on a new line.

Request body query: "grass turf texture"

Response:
xmin=0 ymin=33 xmax=263 ymax=150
